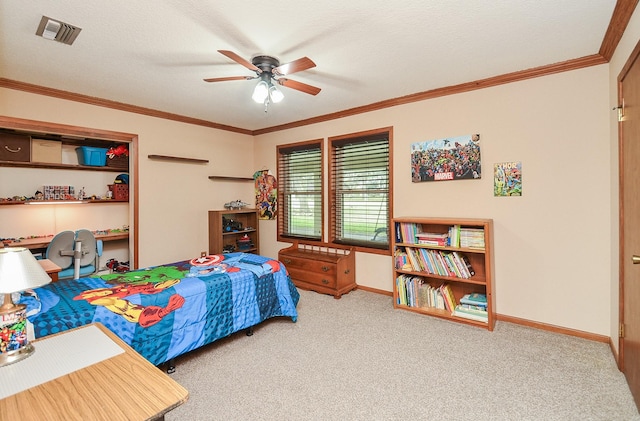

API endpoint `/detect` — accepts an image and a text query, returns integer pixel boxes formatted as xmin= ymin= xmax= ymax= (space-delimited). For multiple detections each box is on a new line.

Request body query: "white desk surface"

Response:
xmin=0 ymin=324 xmax=124 ymax=399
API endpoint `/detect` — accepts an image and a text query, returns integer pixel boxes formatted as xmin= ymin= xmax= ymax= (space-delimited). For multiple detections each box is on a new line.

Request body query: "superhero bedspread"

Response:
xmin=20 ymin=253 xmax=300 ymax=366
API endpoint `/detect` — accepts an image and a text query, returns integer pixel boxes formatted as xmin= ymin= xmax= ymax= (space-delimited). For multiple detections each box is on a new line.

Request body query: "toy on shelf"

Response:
xmin=224 ymin=200 xmax=249 ymax=210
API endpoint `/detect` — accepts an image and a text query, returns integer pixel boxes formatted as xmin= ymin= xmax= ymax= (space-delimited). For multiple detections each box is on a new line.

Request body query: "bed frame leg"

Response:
xmin=246 ymin=326 xmax=254 ymax=336
xmin=166 ymin=358 xmax=176 ymax=374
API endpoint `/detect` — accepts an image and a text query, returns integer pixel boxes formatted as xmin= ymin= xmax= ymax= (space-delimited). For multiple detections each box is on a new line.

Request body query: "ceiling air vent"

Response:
xmin=36 ymin=16 xmax=82 ymax=45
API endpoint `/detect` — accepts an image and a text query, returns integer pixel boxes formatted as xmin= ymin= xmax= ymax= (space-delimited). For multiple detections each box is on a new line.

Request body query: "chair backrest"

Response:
xmin=46 ymin=229 xmax=103 ymax=280
xmin=45 ymin=230 xmax=75 ymax=269
xmin=75 ymin=229 xmax=98 ymax=266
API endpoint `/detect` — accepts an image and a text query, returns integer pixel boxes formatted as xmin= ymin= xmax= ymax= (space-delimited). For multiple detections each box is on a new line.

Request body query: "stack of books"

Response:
xmin=452 ymin=293 xmax=488 ymax=322
xmin=459 ymin=228 xmax=485 ymax=249
xmin=415 ymin=232 xmax=448 ymax=247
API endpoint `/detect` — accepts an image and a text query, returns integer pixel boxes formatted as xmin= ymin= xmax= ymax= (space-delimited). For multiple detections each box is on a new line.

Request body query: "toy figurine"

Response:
xmin=224 ymin=200 xmax=249 ymax=210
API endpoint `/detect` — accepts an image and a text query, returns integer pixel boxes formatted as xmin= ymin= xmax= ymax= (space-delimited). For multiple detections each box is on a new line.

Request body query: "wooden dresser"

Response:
xmin=278 ymin=242 xmax=356 ymax=299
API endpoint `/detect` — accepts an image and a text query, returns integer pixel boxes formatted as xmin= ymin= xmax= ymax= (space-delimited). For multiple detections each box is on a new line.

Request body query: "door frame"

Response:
xmin=618 ymin=38 xmax=640 ymax=369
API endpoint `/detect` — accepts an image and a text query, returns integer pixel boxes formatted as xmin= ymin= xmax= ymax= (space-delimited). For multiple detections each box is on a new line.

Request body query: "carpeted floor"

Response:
xmin=165 ymin=289 xmax=639 ymax=421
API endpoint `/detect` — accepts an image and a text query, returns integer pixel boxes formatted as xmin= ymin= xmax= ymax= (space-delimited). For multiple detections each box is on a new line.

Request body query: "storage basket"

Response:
xmin=106 ymin=155 xmax=129 ymax=169
xmin=109 ymin=184 xmax=129 ymax=201
xmin=76 ymin=146 xmax=107 ymax=166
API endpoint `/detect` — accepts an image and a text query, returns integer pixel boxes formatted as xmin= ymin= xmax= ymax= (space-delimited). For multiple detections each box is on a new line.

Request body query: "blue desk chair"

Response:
xmin=46 ymin=229 xmax=103 ymax=280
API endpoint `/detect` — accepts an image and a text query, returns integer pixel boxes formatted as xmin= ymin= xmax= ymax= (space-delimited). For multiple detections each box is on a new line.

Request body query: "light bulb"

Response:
xmin=252 ymin=81 xmax=269 ymax=103
xmin=269 ymin=84 xmax=284 ymax=103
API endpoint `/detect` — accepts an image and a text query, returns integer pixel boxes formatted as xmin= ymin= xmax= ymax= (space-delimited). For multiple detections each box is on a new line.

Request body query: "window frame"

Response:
xmin=276 ymin=139 xmax=324 ymax=243
xmin=328 ymin=127 xmax=393 ymax=255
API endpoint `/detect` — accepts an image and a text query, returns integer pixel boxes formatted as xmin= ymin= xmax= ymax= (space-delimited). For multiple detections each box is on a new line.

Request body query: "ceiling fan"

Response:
xmin=204 ymin=50 xmax=321 ymax=105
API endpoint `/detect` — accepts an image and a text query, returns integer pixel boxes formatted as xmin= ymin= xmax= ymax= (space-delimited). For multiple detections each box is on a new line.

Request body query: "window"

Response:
xmin=329 ymin=128 xmax=392 ymax=251
xmin=277 ymin=140 xmax=323 ymax=241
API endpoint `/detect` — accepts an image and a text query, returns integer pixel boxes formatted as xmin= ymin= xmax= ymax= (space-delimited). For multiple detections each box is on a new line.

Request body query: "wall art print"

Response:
xmin=254 ymin=169 xmax=277 ymax=219
xmin=494 ymin=161 xmax=522 ymax=196
xmin=411 ymin=134 xmax=481 ymax=182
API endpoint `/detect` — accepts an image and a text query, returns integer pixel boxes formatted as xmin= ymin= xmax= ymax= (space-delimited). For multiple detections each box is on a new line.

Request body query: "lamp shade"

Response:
xmin=252 ymin=80 xmax=269 ymax=103
xmin=269 ymin=84 xmax=284 ymax=103
xmin=0 ymin=248 xmax=51 ymax=293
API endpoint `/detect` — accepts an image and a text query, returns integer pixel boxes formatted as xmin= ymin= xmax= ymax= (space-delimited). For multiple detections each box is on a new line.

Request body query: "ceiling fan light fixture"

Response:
xmin=252 ymin=80 xmax=269 ymax=103
xmin=269 ymin=84 xmax=284 ymax=103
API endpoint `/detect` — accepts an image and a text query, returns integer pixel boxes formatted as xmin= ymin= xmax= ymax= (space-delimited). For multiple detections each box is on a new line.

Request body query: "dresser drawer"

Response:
xmin=278 ymin=255 xmax=337 ymax=276
xmin=286 ymin=266 xmax=337 ymax=289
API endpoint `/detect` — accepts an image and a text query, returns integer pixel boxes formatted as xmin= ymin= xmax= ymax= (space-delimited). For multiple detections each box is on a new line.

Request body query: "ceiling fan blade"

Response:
xmin=272 ymin=57 xmax=316 ymax=76
xmin=277 ymin=78 xmax=321 ymax=96
xmin=203 ymin=76 xmax=256 ymax=82
xmin=218 ymin=50 xmax=261 ymax=73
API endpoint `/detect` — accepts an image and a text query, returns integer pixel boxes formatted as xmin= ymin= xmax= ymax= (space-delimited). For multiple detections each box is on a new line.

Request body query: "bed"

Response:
xmin=19 ymin=252 xmax=300 ymax=369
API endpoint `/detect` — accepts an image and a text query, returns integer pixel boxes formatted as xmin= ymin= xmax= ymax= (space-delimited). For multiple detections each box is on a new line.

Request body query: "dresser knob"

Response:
xmin=322 ymin=279 xmax=329 ymax=284
xmin=344 ymin=269 xmax=350 ymax=274
xmin=321 ymin=266 xmax=329 ymax=272
xmin=283 ymin=258 xmax=291 ymax=264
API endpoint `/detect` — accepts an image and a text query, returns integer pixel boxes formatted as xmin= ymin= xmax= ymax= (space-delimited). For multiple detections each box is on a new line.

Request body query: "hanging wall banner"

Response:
xmin=411 ymin=134 xmax=481 ymax=182
xmin=494 ymin=161 xmax=522 ymax=196
xmin=254 ymin=170 xmax=277 ymax=219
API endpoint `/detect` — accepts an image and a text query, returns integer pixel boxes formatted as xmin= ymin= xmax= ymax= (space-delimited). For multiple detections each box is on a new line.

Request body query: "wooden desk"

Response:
xmin=0 ymin=323 xmax=188 ymax=420
xmin=3 ymin=231 xmax=129 ymax=250
xmin=38 ymin=258 xmax=61 ymax=282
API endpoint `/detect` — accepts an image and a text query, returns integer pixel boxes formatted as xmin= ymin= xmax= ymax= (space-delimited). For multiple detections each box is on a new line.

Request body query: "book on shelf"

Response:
xmin=397 ymin=222 xmax=419 ymax=244
xmin=416 ymin=232 xmax=448 ymax=247
xmin=460 ymin=254 xmax=475 ymax=276
xmin=400 ymin=247 xmax=474 ymax=280
xmin=396 ymin=275 xmax=451 ymax=311
xmin=394 ymin=249 xmax=412 ymax=271
xmin=448 ymin=224 xmax=461 ymax=248
xmin=452 ymin=305 xmax=488 ymax=322
xmin=405 ymin=248 xmax=424 ymax=272
xmin=459 ymin=293 xmax=487 ymax=307
xmin=439 ymin=284 xmax=456 ymax=313
xmin=457 ymin=303 xmax=487 ymax=311
xmin=459 ymin=227 xmax=485 ymax=249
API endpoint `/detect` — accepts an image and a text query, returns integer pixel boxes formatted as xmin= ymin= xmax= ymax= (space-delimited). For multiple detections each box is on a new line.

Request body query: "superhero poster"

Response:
xmin=254 ymin=170 xmax=277 ymax=220
xmin=411 ymin=134 xmax=481 ymax=182
xmin=494 ymin=161 xmax=522 ymax=196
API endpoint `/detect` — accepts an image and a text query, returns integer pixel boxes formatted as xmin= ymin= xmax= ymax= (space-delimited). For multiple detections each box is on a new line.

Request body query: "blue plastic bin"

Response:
xmin=76 ymin=146 xmax=108 ymax=166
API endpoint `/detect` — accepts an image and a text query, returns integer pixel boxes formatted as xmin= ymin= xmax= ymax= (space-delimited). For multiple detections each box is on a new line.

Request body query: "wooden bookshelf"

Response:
xmin=391 ymin=217 xmax=495 ymax=330
xmin=208 ymin=209 xmax=259 ymax=255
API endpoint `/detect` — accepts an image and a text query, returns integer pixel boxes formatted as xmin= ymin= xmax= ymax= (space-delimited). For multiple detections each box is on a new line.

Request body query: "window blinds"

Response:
xmin=277 ymin=143 xmax=322 ymax=240
xmin=331 ymin=136 xmax=389 ymax=249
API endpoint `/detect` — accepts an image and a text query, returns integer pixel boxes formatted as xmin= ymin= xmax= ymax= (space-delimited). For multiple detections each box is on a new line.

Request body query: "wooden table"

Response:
xmin=38 ymin=258 xmax=61 ymax=282
xmin=0 ymin=323 xmax=189 ymax=420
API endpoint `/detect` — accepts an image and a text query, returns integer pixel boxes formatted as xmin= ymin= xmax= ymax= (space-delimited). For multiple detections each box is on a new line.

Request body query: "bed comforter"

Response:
xmin=20 ymin=252 xmax=299 ymax=366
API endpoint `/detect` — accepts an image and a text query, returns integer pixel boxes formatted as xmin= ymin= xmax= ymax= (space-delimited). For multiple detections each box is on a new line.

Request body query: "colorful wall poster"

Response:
xmin=254 ymin=170 xmax=277 ymax=219
xmin=411 ymin=134 xmax=481 ymax=182
xmin=494 ymin=161 xmax=522 ymax=196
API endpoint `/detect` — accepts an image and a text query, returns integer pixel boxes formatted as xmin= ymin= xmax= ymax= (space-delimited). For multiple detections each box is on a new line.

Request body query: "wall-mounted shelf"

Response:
xmin=0 ymin=160 xmax=126 ymax=172
xmin=147 ymin=154 xmax=209 ymax=164
xmin=0 ymin=199 xmax=128 ymax=206
xmin=208 ymin=176 xmax=253 ymax=181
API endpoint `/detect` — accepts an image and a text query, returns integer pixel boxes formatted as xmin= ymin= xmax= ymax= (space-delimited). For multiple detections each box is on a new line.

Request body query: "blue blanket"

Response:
xmin=21 ymin=253 xmax=299 ymax=366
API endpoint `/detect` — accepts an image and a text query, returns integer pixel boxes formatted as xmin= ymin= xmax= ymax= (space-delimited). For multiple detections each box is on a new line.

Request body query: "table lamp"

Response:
xmin=0 ymin=247 xmax=51 ymax=366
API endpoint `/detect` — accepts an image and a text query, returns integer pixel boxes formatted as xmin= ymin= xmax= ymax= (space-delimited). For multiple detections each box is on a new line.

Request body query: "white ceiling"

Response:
xmin=0 ymin=1 xmax=619 ymax=132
